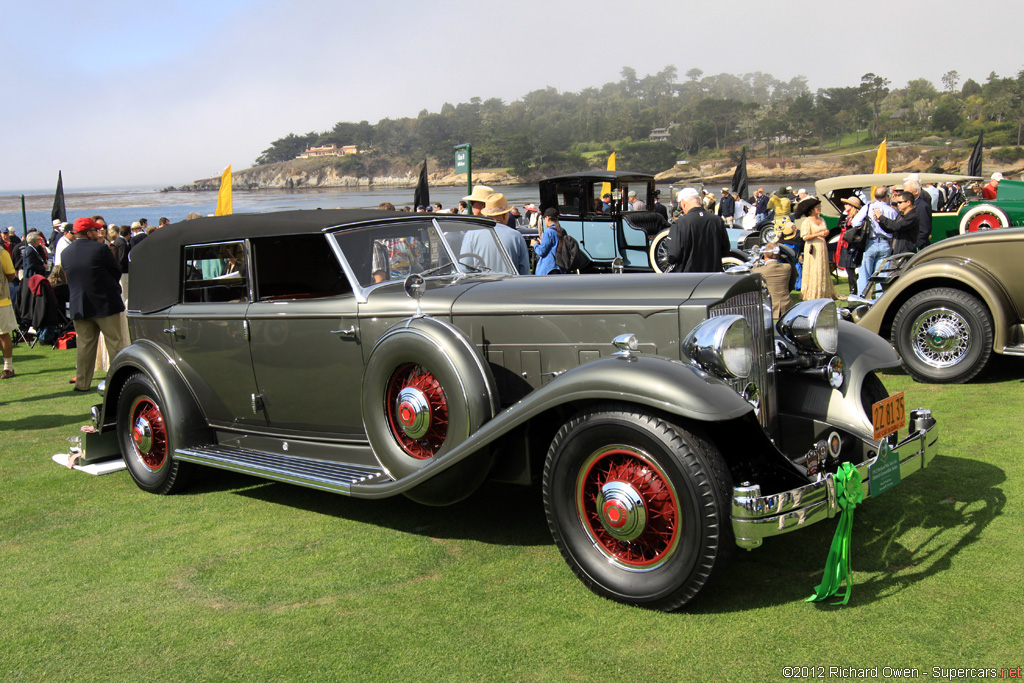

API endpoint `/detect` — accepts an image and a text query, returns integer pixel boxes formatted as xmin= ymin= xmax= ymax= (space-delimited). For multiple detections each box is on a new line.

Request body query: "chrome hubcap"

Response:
xmin=595 ymin=481 xmax=647 ymax=542
xmin=132 ymin=416 xmax=153 ymax=453
xmin=910 ymin=308 xmax=970 ymax=368
xmin=395 ymin=387 xmax=431 ymax=440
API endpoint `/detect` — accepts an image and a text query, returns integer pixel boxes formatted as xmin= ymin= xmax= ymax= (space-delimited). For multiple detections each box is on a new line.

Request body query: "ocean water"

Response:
xmin=0 ymin=181 xmax=808 ymax=235
xmin=0 ymin=185 xmax=546 ymax=234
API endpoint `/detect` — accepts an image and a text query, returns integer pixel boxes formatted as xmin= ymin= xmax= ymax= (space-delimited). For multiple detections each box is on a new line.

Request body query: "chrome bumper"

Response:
xmin=732 ymin=409 xmax=938 ymax=550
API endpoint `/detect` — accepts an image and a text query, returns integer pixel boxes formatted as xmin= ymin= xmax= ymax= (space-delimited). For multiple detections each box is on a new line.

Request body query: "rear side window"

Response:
xmin=183 ymin=241 xmax=249 ymax=303
xmin=250 ymin=234 xmax=351 ymax=300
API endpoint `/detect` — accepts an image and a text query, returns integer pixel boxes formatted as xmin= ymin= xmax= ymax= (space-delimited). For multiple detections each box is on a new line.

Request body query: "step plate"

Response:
xmin=175 ymin=444 xmax=389 ymax=494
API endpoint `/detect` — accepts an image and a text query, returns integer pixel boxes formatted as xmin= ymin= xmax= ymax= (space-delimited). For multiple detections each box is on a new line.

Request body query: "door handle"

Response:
xmin=330 ymin=326 xmax=357 ymax=340
xmin=163 ymin=326 xmax=184 ymax=339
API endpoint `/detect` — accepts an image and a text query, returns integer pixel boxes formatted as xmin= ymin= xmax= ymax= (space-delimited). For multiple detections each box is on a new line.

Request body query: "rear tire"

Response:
xmin=891 ymin=288 xmax=993 ymax=383
xmin=117 ymin=373 xmax=192 ymax=494
xmin=543 ymin=404 xmax=732 ymax=611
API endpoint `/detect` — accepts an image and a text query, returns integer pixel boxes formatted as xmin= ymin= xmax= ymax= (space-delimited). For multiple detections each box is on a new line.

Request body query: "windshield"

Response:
xmin=438 ymin=222 xmax=517 ymax=275
xmin=332 ymin=219 xmax=515 ymax=289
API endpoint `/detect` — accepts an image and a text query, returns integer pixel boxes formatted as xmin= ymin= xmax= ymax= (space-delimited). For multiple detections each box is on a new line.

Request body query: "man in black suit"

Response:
xmin=62 ymin=217 xmax=126 ymax=392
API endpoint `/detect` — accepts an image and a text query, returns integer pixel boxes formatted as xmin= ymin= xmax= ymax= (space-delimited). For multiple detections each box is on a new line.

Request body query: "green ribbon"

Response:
xmin=807 ymin=462 xmax=864 ymax=605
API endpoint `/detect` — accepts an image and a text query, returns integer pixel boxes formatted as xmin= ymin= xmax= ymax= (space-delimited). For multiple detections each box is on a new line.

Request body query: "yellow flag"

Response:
xmin=601 ymin=152 xmax=616 ymax=203
xmin=870 ymin=140 xmax=887 ymax=202
xmin=215 ymin=165 xmax=233 ymax=216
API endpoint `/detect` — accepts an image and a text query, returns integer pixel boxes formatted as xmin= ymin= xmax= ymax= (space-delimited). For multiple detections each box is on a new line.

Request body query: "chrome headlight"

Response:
xmin=777 ymin=299 xmax=838 ymax=354
xmin=683 ymin=314 xmax=753 ymax=379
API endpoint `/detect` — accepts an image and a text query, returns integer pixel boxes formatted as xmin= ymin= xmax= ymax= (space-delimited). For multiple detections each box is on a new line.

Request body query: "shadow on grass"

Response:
xmin=873 ymin=356 xmax=1024 ymax=385
xmin=689 ymin=453 xmax=1005 ymax=613
xmin=184 ymin=467 xmax=552 ymax=547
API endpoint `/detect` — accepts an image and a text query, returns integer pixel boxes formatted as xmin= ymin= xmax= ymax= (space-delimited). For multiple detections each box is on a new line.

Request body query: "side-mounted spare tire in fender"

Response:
xmin=362 ymin=316 xmax=499 ymax=505
xmin=543 ymin=403 xmax=733 ymax=611
xmin=959 ymin=204 xmax=1009 ymax=234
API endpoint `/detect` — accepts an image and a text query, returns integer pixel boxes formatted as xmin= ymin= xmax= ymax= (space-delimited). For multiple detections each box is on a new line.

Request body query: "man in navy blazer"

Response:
xmin=62 ymin=217 xmax=126 ymax=391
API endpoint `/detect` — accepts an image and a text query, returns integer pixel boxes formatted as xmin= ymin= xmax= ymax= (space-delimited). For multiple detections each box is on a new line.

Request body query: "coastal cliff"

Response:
xmin=169 ymin=158 xmax=518 ymax=192
xmin=168 ymin=146 xmax=1022 ymax=192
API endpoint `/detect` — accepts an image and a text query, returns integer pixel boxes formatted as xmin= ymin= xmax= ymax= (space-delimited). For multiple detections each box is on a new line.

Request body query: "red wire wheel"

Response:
xmin=576 ymin=447 xmax=681 ymax=569
xmin=129 ymin=397 xmax=168 ymax=471
xmin=385 ymin=363 xmax=449 ymax=459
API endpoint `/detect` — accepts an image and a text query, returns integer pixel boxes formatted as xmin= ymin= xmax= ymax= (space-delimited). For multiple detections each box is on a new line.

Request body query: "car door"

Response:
xmin=245 ymin=234 xmax=365 ymax=438
xmin=166 ymin=240 xmax=263 ymax=428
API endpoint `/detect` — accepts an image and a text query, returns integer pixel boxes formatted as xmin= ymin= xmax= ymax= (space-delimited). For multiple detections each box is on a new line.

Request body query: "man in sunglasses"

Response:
xmin=874 ymin=191 xmax=919 ymax=257
xmin=61 ymin=217 xmax=126 ymax=392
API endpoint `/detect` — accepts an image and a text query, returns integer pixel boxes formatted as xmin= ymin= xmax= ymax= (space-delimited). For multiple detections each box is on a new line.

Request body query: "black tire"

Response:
xmin=891 ymin=288 xmax=993 ymax=384
xmin=648 ymin=229 xmax=671 ymax=273
xmin=542 ymin=404 xmax=733 ymax=611
xmin=117 ymin=373 xmax=192 ymax=494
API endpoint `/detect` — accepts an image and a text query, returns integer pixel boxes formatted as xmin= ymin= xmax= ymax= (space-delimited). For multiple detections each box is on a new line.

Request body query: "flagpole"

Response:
xmin=20 ymin=196 xmax=27 ymax=236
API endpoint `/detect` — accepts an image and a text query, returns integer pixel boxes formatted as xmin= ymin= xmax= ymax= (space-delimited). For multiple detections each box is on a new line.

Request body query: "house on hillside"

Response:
xmin=649 ymin=123 xmax=678 ymax=142
xmin=297 ymin=144 xmax=359 ymax=159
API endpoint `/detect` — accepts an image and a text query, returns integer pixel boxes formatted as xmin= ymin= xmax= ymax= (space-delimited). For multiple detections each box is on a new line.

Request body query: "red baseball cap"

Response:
xmin=73 ymin=217 xmax=101 ymax=234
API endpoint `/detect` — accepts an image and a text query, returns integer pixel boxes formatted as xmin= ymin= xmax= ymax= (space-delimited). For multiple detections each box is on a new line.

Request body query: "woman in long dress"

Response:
xmin=796 ymin=197 xmax=836 ymax=301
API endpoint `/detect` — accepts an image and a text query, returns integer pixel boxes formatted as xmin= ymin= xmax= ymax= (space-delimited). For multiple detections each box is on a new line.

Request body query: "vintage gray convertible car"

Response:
xmin=84 ymin=210 xmax=939 ymax=610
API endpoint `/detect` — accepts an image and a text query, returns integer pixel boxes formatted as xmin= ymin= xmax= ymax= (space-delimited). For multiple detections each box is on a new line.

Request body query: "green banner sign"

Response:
xmin=455 ymin=149 xmax=469 ymax=174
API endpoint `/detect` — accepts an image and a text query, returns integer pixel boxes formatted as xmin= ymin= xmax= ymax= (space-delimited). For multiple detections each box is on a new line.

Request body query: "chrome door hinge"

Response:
xmin=251 ymin=392 xmax=265 ymax=414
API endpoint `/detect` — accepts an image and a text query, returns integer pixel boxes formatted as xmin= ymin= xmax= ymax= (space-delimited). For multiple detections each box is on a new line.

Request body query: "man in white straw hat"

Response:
xmin=461 ymin=185 xmax=494 ymax=216
xmin=475 ymin=193 xmax=530 ymax=275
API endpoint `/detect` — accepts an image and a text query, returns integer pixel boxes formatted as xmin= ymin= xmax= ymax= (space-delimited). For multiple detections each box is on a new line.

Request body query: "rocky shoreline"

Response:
xmin=166 ymin=147 xmax=1024 ymax=193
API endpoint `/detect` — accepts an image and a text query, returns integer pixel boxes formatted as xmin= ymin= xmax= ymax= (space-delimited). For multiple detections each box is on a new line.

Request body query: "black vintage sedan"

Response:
xmin=82 ymin=209 xmax=938 ymax=610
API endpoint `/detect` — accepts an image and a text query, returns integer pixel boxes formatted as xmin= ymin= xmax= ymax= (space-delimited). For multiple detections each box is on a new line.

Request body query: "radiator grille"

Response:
xmin=710 ymin=288 xmax=777 ymax=435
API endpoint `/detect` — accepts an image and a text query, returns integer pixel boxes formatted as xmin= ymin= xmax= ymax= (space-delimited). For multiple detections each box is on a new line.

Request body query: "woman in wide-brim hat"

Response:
xmin=796 ymin=196 xmax=836 ymax=300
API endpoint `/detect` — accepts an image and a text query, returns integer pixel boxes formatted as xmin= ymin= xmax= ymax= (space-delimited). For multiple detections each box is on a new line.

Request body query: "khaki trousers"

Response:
xmin=74 ymin=313 xmax=126 ymax=390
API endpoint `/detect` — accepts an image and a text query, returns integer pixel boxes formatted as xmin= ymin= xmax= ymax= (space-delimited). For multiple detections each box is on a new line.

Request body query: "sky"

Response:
xmin=3 ymin=0 xmax=1023 ymax=193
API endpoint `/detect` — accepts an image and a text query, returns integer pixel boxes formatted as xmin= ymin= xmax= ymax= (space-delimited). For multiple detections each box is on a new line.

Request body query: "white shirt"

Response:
xmin=53 ymin=234 xmax=74 ymax=266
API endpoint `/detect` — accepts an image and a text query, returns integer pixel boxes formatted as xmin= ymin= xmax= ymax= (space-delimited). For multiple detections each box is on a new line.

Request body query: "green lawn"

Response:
xmin=2 ymin=340 xmax=1022 ymax=682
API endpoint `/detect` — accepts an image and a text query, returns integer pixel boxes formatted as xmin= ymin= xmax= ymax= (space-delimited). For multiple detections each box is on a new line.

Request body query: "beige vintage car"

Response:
xmin=852 ymin=226 xmax=1024 ymax=383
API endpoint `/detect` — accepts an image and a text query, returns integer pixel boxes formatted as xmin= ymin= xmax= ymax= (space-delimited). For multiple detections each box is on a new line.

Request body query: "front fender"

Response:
xmin=350 ymin=355 xmax=753 ymax=498
xmin=778 ymin=321 xmax=897 ymax=438
xmin=858 ymin=257 xmax=1013 ymax=347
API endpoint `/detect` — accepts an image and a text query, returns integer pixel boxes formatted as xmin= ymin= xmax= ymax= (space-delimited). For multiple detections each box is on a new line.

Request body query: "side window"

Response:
xmin=333 ymin=221 xmax=450 ymax=288
xmin=183 ymin=241 xmax=249 ymax=303
xmin=250 ymin=234 xmax=352 ymax=300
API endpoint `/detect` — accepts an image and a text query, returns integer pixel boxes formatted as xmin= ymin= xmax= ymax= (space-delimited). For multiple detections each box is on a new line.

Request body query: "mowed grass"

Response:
xmin=2 ymin=335 xmax=1023 ymax=682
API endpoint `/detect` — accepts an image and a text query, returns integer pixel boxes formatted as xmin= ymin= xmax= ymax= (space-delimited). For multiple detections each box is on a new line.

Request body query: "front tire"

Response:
xmin=891 ymin=288 xmax=993 ymax=383
xmin=117 ymin=373 xmax=192 ymax=494
xmin=543 ymin=404 xmax=733 ymax=611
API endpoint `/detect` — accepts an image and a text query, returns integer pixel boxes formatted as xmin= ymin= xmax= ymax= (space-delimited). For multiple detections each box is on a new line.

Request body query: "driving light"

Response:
xmin=777 ymin=299 xmax=839 ymax=354
xmin=683 ymin=315 xmax=753 ymax=379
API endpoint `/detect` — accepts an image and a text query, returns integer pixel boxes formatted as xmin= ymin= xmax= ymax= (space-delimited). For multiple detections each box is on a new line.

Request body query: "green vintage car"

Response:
xmin=813 ymin=172 xmax=1019 ymax=242
xmin=851 ymin=226 xmax=1024 ymax=383
xmin=82 ymin=209 xmax=938 ymax=610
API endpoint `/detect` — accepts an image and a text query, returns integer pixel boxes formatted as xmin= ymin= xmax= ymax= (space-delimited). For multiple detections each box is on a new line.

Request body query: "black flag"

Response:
xmin=967 ymin=133 xmax=984 ymax=178
xmin=413 ymin=160 xmax=430 ymax=209
xmin=51 ymin=171 xmax=67 ymax=225
xmin=730 ymin=147 xmax=749 ymax=200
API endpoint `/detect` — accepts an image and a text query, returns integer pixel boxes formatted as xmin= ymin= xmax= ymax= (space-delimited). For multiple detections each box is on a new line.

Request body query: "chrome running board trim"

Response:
xmin=175 ymin=445 xmax=389 ymax=494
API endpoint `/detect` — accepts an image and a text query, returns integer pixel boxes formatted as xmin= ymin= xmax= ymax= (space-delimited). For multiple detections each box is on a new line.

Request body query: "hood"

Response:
xmin=450 ymin=272 xmax=717 ymax=316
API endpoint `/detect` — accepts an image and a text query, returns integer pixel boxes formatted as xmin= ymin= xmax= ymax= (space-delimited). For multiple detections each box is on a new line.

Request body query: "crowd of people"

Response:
xmin=1 ymin=213 xmax=180 ymax=383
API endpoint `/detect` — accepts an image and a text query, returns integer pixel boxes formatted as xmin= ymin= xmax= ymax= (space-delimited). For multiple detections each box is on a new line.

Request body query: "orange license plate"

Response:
xmin=872 ymin=392 xmax=905 ymax=441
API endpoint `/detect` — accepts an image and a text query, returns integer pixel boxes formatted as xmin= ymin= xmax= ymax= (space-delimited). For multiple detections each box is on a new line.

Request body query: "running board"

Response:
xmin=175 ymin=445 xmax=390 ymax=494
xmin=1002 ymin=344 xmax=1024 ymax=357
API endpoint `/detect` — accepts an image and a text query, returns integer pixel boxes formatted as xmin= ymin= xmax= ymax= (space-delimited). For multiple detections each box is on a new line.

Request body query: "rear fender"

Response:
xmin=101 ymin=340 xmax=213 ymax=447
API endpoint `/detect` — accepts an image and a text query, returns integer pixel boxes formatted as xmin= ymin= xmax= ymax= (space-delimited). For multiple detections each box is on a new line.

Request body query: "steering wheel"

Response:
xmin=458 ymin=252 xmax=490 ymax=272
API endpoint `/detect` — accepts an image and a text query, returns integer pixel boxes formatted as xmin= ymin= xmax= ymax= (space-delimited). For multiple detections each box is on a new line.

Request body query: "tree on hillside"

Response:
xmin=861 ymin=72 xmax=891 ymax=139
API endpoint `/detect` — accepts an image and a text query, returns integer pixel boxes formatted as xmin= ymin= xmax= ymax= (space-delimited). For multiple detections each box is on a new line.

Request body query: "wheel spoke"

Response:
xmin=385 ymin=363 xmax=448 ymax=459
